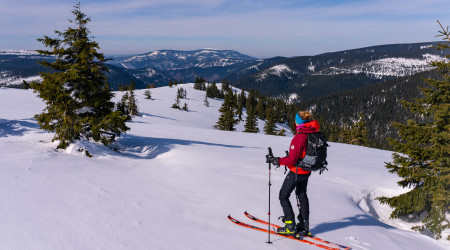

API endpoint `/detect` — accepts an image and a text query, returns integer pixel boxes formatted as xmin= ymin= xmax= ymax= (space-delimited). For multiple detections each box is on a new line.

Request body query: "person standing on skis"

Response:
xmin=266 ymin=110 xmax=320 ymax=237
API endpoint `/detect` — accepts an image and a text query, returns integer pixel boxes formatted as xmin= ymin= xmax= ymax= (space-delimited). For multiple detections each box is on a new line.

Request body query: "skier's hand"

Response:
xmin=266 ymin=154 xmax=273 ymax=163
xmin=272 ymin=157 xmax=280 ymax=167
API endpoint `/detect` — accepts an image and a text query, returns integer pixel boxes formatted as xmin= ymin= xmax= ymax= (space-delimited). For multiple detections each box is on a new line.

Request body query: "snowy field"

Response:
xmin=0 ymin=84 xmax=448 ymax=250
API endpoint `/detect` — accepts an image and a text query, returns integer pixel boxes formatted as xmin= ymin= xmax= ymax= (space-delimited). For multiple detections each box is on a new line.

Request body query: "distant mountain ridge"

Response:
xmin=1 ymin=43 xmax=446 ymax=97
xmin=110 ymin=49 xmax=256 ymax=70
xmin=232 ymin=41 xmax=445 ymax=99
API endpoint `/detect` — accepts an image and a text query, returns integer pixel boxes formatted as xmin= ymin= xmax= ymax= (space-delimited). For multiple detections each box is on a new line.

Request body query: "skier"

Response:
xmin=266 ymin=111 xmax=320 ymax=237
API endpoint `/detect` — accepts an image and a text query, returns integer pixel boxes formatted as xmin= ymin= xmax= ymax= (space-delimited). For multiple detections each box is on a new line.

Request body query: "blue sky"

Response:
xmin=1 ymin=0 xmax=449 ymax=58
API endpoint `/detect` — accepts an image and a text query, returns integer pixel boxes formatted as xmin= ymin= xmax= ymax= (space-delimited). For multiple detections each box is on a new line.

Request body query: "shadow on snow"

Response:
xmin=311 ymin=214 xmax=394 ymax=234
xmin=0 ymin=118 xmax=40 ymax=137
xmin=114 ymin=134 xmax=257 ymax=160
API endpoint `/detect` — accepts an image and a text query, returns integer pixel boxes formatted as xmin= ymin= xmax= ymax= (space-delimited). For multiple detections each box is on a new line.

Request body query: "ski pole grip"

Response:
xmin=268 ymin=147 xmax=273 ymax=157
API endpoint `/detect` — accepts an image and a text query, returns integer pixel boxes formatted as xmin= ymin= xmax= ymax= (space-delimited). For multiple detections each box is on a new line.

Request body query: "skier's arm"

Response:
xmin=279 ymin=134 xmax=306 ymax=166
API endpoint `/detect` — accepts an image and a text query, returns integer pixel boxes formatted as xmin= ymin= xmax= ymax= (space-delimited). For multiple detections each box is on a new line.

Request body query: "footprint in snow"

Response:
xmin=346 ymin=236 xmax=370 ymax=250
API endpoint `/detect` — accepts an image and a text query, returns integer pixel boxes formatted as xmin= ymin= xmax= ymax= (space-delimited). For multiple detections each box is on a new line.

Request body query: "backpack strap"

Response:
xmin=284 ymin=150 xmax=288 ymax=174
xmin=294 ymin=132 xmax=307 ymax=175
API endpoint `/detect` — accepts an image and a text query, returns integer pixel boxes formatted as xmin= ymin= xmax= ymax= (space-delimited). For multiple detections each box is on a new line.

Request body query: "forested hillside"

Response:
xmin=298 ymin=70 xmax=440 ymax=149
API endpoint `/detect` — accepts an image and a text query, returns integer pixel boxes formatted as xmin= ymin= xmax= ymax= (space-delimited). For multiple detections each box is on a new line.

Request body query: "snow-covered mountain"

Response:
xmin=0 ymin=49 xmax=41 ymax=56
xmin=0 ymin=52 xmax=151 ymax=89
xmin=111 ymin=49 xmax=257 ymax=70
xmin=1 ymin=42 xmax=446 ymax=99
xmin=0 ymin=84 xmax=448 ymax=249
xmin=233 ymin=42 xmax=445 ymax=99
xmin=312 ymin=53 xmax=445 ymax=79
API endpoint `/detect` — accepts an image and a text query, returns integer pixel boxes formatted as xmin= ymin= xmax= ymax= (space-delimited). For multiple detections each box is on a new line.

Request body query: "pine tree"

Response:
xmin=31 ymin=4 xmax=129 ymax=149
xmin=243 ymin=105 xmax=259 ymax=133
xmin=144 ymin=89 xmax=152 ymax=99
xmin=206 ymin=81 xmax=220 ymax=98
xmin=169 ymin=80 xmax=173 ymax=88
xmin=221 ymin=79 xmax=230 ymax=98
xmin=278 ymin=128 xmax=286 ymax=136
xmin=177 ymin=87 xmax=187 ymax=99
xmin=194 ymin=77 xmax=206 ymax=90
xmin=377 ymin=21 xmax=450 ymax=240
xmin=204 ymin=93 xmax=210 ymax=107
xmin=171 ymin=96 xmax=181 ymax=109
xmin=274 ymin=98 xmax=287 ymax=123
xmin=264 ymin=106 xmax=278 ymax=135
xmin=128 ymin=80 xmax=136 ymax=90
xmin=238 ymin=89 xmax=247 ymax=109
xmin=194 ymin=77 xmax=202 ymax=90
xmin=182 ymin=103 xmax=189 ymax=111
xmin=22 ymin=80 xmax=30 ymax=89
xmin=255 ymin=98 xmax=266 ymax=120
xmin=117 ymin=91 xmax=130 ymax=116
xmin=246 ymin=89 xmax=257 ymax=113
xmin=215 ymin=88 xmax=238 ymax=131
xmin=351 ymin=113 xmax=368 ymax=146
xmin=127 ymin=89 xmax=139 ymax=116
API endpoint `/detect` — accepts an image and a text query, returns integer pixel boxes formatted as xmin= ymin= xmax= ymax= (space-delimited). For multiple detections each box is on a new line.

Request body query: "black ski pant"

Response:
xmin=279 ymin=171 xmax=311 ymax=223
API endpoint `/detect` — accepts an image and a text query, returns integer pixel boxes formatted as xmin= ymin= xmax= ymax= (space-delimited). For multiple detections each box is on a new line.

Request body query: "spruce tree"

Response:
xmin=278 ymin=128 xmax=286 ymax=136
xmin=377 ymin=22 xmax=450 ymax=240
xmin=177 ymin=87 xmax=187 ymax=99
xmin=350 ymin=113 xmax=368 ymax=146
xmin=255 ymin=98 xmax=266 ymax=120
xmin=128 ymin=80 xmax=136 ymax=90
xmin=238 ymin=89 xmax=247 ymax=110
xmin=144 ymin=89 xmax=152 ymax=99
xmin=194 ymin=77 xmax=202 ymax=90
xmin=246 ymin=89 xmax=257 ymax=111
xmin=171 ymin=96 xmax=181 ymax=109
xmin=117 ymin=91 xmax=130 ymax=116
xmin=264 ymin=106 xmax=278 ymax=135
xmin=204 ymin=94 xmax=210 ymax=107
xmin=216 ymin=88 xmax=238 ymax=131
xmin=127 ymin=89 xmax=139 ymax=116
xmin=182 ymin=103 xmax=189 ymax=111
xmin=31 ymin=4 xmax=129 ymax=149
xmin=243 ymin=105 xmax=259 ymax=133
xmin=206 ymin=81 xmax=220 ymax=98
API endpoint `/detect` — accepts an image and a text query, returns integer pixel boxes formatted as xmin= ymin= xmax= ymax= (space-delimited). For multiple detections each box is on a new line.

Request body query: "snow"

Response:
xmin=0 ymin=74 xmax=41 ymax=86
xmin=257 ymin=64 xmax=297 ymax=81
xmin=314 ymin=54 xmax=447 ymax=79
xmin=0 ymin=49 xmax=40 ymax=55
xmin=420 ymin=45 xmax=433 ymax=49
xmin=0 ymin=84 xmax=448 ymax=250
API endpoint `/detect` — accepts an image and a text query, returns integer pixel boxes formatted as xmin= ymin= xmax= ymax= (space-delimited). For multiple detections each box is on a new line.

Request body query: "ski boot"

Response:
xmin=295 ymin=219 xmax=312 ymax=238
xmin=276 ymin=217 xmax=296 ymax=236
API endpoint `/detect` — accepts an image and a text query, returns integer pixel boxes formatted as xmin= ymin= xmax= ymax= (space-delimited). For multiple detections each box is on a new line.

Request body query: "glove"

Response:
xmin=266 ymin=154 xmax=273 ymax=164
xmin=272 ymin=157 xmax=280 ymax=167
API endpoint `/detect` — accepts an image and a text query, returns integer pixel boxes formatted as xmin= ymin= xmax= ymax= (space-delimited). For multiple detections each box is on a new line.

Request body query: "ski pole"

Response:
xmin=266 ymin=147 xmax=274 ymax=244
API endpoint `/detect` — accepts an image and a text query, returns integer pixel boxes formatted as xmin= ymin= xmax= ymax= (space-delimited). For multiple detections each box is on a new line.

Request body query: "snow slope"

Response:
xmin=0 ymin=84 xmax=448 ymax=250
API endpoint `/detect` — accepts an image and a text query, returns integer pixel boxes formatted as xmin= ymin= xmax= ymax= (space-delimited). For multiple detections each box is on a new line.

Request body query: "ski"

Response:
xmin=228 ymin=215 xmax=340 ymax=250
xmin=244 ymin=211 xmax=351 ymax=250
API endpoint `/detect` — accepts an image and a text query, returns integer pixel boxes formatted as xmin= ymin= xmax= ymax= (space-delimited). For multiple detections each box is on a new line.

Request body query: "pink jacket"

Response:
xmin=279 ymin=120 xmax=320 ymax=174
